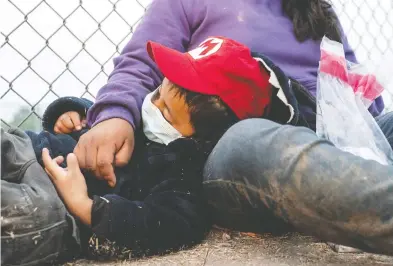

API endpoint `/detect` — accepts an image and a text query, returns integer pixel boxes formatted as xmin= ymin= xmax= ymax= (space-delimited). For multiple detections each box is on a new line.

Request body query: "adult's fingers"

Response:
xmin=69 ymin=112 xmax=82 ymax=131
xmin=114 ymin=139 xmax=134 ymax=167
xmin=74 ymin=118 xmax=134 ymax=184
xmin=74 ymin=131 xmax=97 ymax=170
xmin=85 ymin=141 xmax=98 ymax=173
xmin=74 ymin=138 xmax=87 ymax=170
xmin=96 ymin=145 xmax=116 ymax=186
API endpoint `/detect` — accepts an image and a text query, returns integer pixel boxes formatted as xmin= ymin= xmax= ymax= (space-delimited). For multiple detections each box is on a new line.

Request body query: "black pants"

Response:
xmin=203 ymin=112 xmax=393 ymax=256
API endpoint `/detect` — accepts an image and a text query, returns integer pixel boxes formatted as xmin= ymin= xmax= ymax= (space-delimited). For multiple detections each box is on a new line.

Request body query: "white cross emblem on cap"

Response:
xmin=188 ymin=37 xmax=224 ymax=60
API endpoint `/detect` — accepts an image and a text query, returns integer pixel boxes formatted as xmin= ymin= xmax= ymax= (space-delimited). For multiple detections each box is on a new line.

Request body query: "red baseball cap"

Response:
xmin=147 ymin=36 xmax=272 ymax=119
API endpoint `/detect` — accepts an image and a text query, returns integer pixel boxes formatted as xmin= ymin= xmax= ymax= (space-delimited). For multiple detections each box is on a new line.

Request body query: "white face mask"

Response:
xmin=142 ymin=89 xmax=183 ymax=145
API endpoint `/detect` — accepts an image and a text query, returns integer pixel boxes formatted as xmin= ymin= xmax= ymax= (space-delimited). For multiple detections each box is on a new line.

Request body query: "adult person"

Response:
xmin=73 ymin=0 xmax=393 ymax=255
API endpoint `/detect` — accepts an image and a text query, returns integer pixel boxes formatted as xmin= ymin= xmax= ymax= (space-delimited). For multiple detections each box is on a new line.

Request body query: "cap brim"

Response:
xmin=147 ymin=41 xmax=211 ymax=94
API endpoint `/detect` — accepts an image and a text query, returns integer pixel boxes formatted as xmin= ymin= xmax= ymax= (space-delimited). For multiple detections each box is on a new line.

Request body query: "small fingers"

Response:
xmin=66 ymin=153 xmax=82 ymax=176
xmin=81 ymin=119 xmax=87 ymax=128
xmin=55 ymin=112 xmax=83 ymax=133
xmin=42 ymin=148 xmax=63 ymax=180
xmin=55 ymin=121 xmax=72 ymax=134
xmin=69 ymin=112 xmax=82 ymax=131
xmin=60 ymin=113 xmax=75 ymax=130
xmin=54 ymin=156 xmax=65 ymax=165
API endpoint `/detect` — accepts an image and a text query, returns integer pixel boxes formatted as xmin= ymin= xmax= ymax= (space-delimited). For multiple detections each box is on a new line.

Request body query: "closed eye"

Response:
xmin=162 ymin=108 xmax=173 ymax=125
xmin=151 ymin=85 xmax=161 ymax=101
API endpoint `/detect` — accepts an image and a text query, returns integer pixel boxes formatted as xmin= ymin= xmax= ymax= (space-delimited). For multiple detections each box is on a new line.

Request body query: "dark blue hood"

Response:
xmin=252 ymin=52 xmax=317 ymax=131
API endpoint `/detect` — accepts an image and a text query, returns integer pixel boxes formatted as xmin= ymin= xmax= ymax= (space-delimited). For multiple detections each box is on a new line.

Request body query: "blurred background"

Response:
xmin=1 ymin=0 xmax=392 ymax=131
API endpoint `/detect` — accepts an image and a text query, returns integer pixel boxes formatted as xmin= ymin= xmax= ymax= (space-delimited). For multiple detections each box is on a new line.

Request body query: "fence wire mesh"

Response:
xmin=1 ymin=0 xmax=393 ymax=131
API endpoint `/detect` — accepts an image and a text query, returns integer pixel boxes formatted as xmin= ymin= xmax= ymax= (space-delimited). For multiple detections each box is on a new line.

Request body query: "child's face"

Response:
xmin=151 ymin=78 xmax=195 ymax=137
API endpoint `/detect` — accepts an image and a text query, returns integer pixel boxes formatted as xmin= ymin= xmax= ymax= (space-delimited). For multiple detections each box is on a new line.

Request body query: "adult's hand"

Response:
xmin=74 ymin=118 xmax=135 ymax=187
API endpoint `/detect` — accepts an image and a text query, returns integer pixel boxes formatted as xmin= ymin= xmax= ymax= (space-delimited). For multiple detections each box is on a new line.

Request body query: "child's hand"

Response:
xmin=42 ymin=148 xmax=92 ymax=226
xmin=54 ymin=111 xmax=86 ymax=134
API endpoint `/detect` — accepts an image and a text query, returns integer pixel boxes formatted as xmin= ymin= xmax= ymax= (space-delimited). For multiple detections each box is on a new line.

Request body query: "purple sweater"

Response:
xmin=87 ymin=0 xmax=384 ymax=128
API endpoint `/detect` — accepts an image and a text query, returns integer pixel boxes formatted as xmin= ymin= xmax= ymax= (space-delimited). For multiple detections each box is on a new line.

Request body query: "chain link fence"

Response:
xmin=1 ymin=0 xmax=393 ymax=131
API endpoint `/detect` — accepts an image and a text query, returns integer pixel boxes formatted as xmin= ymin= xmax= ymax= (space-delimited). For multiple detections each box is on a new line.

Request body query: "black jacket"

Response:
xmin=27 ymin=97 xmax=212 ymax=256
xmin=252 ymin=52 xmax=317 ymax=131
xmin=25 ymin=53 xmax=316 ymax=256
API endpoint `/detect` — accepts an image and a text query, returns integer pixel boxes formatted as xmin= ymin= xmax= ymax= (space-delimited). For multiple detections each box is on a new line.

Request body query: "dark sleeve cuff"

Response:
xmin=42 ymin=97 xmax=94 ymax=133
xmin=25 ymin=130 xmax=77 ymax=168
xmin=91 ymin=195 xmax=112 ymax=234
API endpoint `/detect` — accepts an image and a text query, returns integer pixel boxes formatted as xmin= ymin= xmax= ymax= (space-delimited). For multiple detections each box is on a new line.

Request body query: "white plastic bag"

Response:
xmin=316 ymin=36 xmax=393 ymax=165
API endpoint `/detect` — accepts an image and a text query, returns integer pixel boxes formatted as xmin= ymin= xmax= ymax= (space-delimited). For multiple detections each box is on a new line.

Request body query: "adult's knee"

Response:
xmin=376 ymin=111 xmax=393 ymax=148
xmin=204 ymin=119 xmax=275 ymax=181
xmin=202 ymin=119 xmax=297 ymax=233
xmin=203 ymin=118 xmax=317 ymax=182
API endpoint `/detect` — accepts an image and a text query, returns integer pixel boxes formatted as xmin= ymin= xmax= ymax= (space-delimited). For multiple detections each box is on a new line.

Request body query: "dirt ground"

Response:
xmin=66 ymin=229 xmax=393 ymax=266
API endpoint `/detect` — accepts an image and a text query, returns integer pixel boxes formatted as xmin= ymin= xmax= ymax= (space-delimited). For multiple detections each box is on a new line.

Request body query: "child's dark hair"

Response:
xmin=282 ymin=0 xmax=341 ymax=42
xmin=172 ymin=86 xmax=239 ymax=142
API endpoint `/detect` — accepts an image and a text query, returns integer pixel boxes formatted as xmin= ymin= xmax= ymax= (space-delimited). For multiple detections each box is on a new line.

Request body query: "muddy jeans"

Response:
xmin=1 ymin=128 xmax=80 ymax=266
xmin=203 ymin=112 xmax=393 ymax=256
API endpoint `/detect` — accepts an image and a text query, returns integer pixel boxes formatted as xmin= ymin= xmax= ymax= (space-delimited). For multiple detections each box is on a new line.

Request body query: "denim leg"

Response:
xmin=376 ymin=111 xmax=393 ymax=149
xmin=1 ymin=129 xmax=81 ymax=266
xmin=203 ymin=118 xmax=393 ymax=256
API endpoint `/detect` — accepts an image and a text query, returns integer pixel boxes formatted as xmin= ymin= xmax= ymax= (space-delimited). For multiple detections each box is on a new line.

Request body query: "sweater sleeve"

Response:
xmin=90 ymin=181 xmax=209 ymax=255
xmin=86 ymin=0 xmax=193 ymax=129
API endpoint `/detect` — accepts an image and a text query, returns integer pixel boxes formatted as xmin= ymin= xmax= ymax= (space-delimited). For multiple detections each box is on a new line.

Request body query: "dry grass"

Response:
xmin=64 ymin=229 xmax=393 ymax=265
